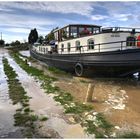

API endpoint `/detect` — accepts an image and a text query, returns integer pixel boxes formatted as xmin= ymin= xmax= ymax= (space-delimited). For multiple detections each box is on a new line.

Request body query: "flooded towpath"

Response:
xmin=0 ymin=48 xmax=22 ymax=138
xmin=1 ymin=49 xmax=92 ymax=138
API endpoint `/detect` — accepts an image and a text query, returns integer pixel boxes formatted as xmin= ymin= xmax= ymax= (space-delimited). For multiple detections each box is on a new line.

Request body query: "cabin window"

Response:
xmin=88 ymin=39 xmax=94 ymax=50
xmin=126 ymin=36 xmax=136 ymax=46
xmin=61 ymin=44 xmax=64 ymax=52
xmin=75 ymin=41 xmax=81 ymax=51
xmin=67 ymin=42 xmax=71 ymax=52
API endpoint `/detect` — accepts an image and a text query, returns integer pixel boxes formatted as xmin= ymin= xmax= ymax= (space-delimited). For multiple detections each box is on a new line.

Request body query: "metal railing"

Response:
xmin=102 ymin=27 xmax=140 ymax=32
xmin=58 ymin=40 xmax=140 ymax=54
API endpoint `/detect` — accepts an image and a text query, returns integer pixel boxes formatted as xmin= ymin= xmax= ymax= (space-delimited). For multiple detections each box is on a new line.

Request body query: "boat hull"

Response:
xmin=30 ymin=49 xmax=140 ymax=76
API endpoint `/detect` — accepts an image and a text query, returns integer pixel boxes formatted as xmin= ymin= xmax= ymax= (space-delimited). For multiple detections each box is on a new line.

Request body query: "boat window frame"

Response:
xmin=61 ymin=43 xmax=64 ymax=52
xmin=67 ymin=42 xmax=71 ymax=52
xmin=75 ymin=40 xmax=81 ymax=51
xmin=87 ymin=38 xmax=94 ymax=50
xmin=126 ymin=36 xmax=136 ymax=46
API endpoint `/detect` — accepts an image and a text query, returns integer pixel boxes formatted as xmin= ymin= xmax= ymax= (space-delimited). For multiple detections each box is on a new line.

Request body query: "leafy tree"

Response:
xmin=0 ymin=39 xmax=5 ymax=46
xmin=45 ymin=32 xmax=54 ymax=43
xmin=45 ymin=27 xmax=58 ymax=43
xmin=38 ymin=36 xmax=44 ymax=44
xmin=28 ymin=28 xmax=38 ymax=44
xmin=11 ymin=40 xmax=20 ymax=46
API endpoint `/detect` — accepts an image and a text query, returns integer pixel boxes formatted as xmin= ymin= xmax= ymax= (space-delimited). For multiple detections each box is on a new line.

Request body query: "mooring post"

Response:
xmin=138 ymin=72 xmax=140 ymax=81
xmin=85 ymin=83 xmax=94 ymax=103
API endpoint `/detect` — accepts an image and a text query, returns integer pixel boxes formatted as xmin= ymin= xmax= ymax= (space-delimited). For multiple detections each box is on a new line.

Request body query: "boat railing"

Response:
xmin=102 ymin=27 xmax=140 ymax=32
xmin=58 ymin=40 xmax=140 ymax=54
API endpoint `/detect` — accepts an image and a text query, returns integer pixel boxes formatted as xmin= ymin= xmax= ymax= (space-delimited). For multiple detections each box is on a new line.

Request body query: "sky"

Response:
xmin=0 ymin=1 xmax=140 ymax=43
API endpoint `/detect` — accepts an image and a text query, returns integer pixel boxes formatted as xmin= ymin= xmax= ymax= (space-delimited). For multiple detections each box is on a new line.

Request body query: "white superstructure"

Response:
xmin=33 ymin=24 xmax=140 ymax=54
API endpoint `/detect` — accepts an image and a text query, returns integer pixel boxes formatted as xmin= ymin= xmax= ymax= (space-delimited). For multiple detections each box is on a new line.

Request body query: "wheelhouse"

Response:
xmin=53 ymin=24 xmax=101 ymax=42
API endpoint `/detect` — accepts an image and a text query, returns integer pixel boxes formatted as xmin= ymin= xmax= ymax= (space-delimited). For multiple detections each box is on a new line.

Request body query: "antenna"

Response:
xmin=1 ymin=32 xmax=2 ymax=40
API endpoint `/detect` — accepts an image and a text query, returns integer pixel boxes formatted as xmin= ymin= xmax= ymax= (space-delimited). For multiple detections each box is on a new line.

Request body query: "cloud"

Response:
xmin=3 ymin=33 xmax=27 ymax=43
xmin=91 ymin=15 xmax=108 ymax=20
xmin=0 ymin=2 xmax=94 ymax=16
xmin=113 ymin=14 xmax=132 ymax=21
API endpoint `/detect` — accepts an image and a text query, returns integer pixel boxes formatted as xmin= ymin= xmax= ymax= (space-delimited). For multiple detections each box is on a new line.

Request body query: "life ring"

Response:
xmin=137 ymin=35 xmax=140 ymax=47
xmin=75 ymin=63 xmax=84 ymax=76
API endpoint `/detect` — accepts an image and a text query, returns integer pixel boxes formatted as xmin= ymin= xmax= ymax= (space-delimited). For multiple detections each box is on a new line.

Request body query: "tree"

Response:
xmin=45 ymin=31 xmax=54 ymax=43
xmin=45 ymin=27 xmax=58 ymax=43
xmin=38 ymin=36 xmax=44 ymax=44
xmin=0 ymin=39 xmax=5 ymax=47
xmin=28 ymin=28 xmax=38 ymax=44
xmin=11 ymin=40 xmax=20 ymax=46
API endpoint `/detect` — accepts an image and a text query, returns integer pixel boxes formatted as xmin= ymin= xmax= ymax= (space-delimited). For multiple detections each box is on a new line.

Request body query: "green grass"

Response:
xmin=64 ymin=102 xmax=93 ymax=114
xmin=48 ymin=66 xmax=68 ymax=75
xmin=39 ymin=116 xmax=48 ymax=121
xmin=2 ymin=57 xmax=39 ymax=138
xmin=118 ymin=132 xmax=140 ymax=138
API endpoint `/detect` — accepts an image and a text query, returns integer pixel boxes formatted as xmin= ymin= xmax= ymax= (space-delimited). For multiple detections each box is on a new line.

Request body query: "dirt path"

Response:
xmin=3 ymin=50 xmax=92 ymax=138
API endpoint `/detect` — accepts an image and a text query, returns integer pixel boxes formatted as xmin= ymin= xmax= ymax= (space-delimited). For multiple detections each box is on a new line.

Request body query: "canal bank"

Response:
xmin=20 ymin=50 xmax=140 ymax=136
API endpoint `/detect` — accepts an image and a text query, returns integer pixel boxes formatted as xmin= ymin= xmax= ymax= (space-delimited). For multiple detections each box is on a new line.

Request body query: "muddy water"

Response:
xmin=0 ymin=49 xmax=22 ymax=138
xmin=20 ymin=50 xmax=140 ymax=135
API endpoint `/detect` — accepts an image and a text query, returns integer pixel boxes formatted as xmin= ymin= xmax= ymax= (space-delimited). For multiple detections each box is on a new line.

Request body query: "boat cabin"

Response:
xmin=53 ymin=24 xmax=101 ymax=42
xmin=33 ymin=24 xmax=140 ymax=54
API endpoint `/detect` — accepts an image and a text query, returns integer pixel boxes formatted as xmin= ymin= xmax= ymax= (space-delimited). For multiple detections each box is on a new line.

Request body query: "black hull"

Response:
xmin=30 ymin=49 xmax=140 ymax=76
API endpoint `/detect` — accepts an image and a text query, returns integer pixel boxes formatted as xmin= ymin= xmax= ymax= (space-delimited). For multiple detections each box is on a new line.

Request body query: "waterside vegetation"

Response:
xmin=10 ymin=51 xmax=115 ymax=138
xmin=2 ymin=57 xmax=47 ymax=138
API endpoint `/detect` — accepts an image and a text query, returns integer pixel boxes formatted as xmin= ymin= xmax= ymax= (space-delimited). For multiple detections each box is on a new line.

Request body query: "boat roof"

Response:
xmin=53 ymin=24 xmax=102 ymax=32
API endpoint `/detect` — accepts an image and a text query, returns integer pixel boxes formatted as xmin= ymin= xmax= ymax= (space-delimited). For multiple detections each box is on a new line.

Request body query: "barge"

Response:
xmin=30 ymin=24 xmax=140 ymax=76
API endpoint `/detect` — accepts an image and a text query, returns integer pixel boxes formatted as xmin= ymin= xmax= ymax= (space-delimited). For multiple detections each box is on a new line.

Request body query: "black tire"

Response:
xmin=75 ymin=63 xmax=84 ymax=76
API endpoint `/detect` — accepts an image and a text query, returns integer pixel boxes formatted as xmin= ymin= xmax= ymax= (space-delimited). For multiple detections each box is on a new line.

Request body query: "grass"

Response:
xmin=48 ymin=66 xmax=68 ymax=75
xmin=39 ymin=116 xmax=48 ymax=121
xmin=2 ymin=57 xmax=40 ymax=138
xmin=64 ymin=102 xmax=93 ymax=114
xmin=118 ymin=132 xmax=140 ymax=138
xmin=10 ymin=51 xmax=114 ymax=138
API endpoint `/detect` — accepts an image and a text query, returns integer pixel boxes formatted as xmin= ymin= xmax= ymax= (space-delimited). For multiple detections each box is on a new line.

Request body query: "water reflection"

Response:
xmin=0 ymin=49 xmax=22 ymax=138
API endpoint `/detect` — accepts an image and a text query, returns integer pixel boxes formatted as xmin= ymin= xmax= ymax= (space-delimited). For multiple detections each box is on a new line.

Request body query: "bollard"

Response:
xmin=85 ymin=83 xmax=94 ymax=103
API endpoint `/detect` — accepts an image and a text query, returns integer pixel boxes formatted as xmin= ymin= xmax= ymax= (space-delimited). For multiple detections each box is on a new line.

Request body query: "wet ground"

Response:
xmin=25 ymin=49 xmax=140 ymax=136
xmin=0 ymin=49 xmax=92 ymax=138
xmin=0 ymin=49 xmax=140 ymax=138
xmin=0 ymin=49 xmax=22 ymax=138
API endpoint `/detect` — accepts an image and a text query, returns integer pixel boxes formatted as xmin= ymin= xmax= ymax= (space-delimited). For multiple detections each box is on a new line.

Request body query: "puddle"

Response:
xmin=19 ymin=50 xmax=30 ymax=57
xmin=4 ymin=51 xmax=92 ymax=138
xmin=0 ymin=48 xmax=22 ymax=138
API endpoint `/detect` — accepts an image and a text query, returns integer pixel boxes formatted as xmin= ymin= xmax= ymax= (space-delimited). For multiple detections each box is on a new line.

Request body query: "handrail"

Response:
xmin=58 ymin=40 xmax=140 ymax=54
xmin=102 ymin=27 xmax=140 ymax=32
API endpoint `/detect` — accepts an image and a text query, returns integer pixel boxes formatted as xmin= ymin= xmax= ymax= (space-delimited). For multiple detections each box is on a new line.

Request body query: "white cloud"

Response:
xmin=3 ymin=33 xmax=27 ymax=43
xmin=113 ymin=14 xmax=132 ymax=21
xmin=0 ymin=2 xmax=94 ymax=16
xmin=5 ymin=28 xmax=30 ymax=34
xmin=91 ymin=15 xmax=108 ymax=20
xmin=0 ymin=12 xmax=54 ymax=28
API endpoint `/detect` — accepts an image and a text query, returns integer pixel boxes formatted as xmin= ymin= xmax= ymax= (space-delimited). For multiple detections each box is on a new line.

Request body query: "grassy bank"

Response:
xmin=2 ymin=57 xmax=46 ymax=138
xmin=10 ymin=51 xmax=116 ymax=138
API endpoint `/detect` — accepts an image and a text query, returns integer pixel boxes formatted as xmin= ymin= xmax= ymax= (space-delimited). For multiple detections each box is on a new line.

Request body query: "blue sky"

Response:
xmin=0 ymin=1 xmax=140 ymax=43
